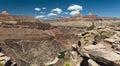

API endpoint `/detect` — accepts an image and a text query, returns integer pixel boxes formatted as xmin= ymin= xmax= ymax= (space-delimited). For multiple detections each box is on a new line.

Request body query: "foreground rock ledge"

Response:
xmin=89 ymin=49 xmax=120 ymax=66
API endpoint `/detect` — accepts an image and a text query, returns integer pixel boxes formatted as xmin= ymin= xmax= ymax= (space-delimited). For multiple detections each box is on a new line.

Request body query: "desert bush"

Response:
xmin=117 ymin=23 xmax=120 ymax=27
xmin=87 ymin=23 xmax=96 ymax=30
xmin=63 ymin=61 xmax=72 ymax=66
xmin=98 ymin=30 xmax=113 ymax=38
xmin=93 ymin=30 xmax=114 ymax=45
xmin=93 ymin=34 xmax=101 ymax=45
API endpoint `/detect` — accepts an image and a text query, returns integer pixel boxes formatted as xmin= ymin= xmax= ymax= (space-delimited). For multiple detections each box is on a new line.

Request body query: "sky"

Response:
xmin=0 ymin=0 xmax=120 ymax=19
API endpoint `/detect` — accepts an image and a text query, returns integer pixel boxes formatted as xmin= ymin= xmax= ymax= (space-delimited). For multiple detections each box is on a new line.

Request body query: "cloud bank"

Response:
xmin=51 ymin=8 xmax=62 ymax=14
xmin=35 ymin=5 xmax=83 ymax=18
xmin=68 ymin=5 xmax=83 ymax=15
xmin=34 ymin=8 xmax=41 ymax=11
xmin=35 ymin=15 xmax=45 ymax=18
xmin=47 ymin=13 xmax=57 ymax=16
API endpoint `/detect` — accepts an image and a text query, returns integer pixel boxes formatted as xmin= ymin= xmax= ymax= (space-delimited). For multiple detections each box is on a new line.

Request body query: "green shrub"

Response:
xmin=63 ymin=61 xmax=72 ymax=66
xmin=87 ymin=23 xmax=96 ymax=30
xmin=58 ymin=51 xmax=67 ymax=59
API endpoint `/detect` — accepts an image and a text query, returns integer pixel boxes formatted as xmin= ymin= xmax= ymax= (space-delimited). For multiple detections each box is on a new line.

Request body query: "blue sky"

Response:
xmin=0 ymin=0 xmax=120 ymax=19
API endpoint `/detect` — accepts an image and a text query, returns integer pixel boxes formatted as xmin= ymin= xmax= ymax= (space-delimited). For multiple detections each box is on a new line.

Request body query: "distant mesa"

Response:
xmin=0 ymin=11 xmax=41 ymax=23
xmin=0 ymin=11 xmax=53 ymax=30
xmin=44 ymin=12 xmax=120 ymax=22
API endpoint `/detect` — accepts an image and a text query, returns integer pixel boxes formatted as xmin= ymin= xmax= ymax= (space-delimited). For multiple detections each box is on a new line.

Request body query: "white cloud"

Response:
xmin=47 ymin=13 xmax=57 ymax=16
xmin=65 ymin=12 xmax=68 ymax=14
xmin=70 ymin=10 xmax=80 ymax=15
xmin=44 ymin=18 xmax=48 ymax=20
xmin=40 ymin=12 xmax=46 ymax=14
xmin=68 ymin=5 xmax=83 ymax=16
xmin=42 ymin=7 xmax=46 ymax=10
xmin=68 ymin=5 xmax=83 ymax=11
xmin=35 ymin=15 xmax=45 ymax=18
xmin=51 ymin=8 xmax=62 ymax=14
xmin=34 ymin=8 xmax=41 ymax=11
xmin=34 ymin=7 xmax=46 ymax=11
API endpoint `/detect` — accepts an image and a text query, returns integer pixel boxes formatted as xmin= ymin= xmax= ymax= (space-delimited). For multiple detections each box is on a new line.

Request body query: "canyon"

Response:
xmin=0 ymin=11 xmax=120 ymax=66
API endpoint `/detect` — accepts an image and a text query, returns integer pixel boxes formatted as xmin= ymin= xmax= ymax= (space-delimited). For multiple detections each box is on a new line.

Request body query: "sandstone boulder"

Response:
xmin=89 ymin=49 xmax=120 ymax=66
xmin=104 ymin=38 xmax=115 ymax=44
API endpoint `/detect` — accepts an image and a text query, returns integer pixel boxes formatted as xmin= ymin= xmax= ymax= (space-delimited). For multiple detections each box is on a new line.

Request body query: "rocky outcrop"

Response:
xmin=103 ymin=31 xmax=120 ymax=54
xmin=71 ymin=42 xmax=120 ymax=66
xmin=89 ymin=49 xmax=120 ymax=66
xmin=0 ymin=52 xmax=17 ymax=66
xmin=71 ymin=26 xmax=120 ymax=66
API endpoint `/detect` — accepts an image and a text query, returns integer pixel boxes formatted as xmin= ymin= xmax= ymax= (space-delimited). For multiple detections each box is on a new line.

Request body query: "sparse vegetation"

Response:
xmin=87 ymin=22 xmax=96 ymax=30
xmin=98 ymin=30 xmax=114 ymax=38
xmin=63 ymin=61 xmax=72 ymax=66
xmin=93 ymin=30 xmax=114 ymax=45
xmin=117 ymin=23 xmax=120 ymax=27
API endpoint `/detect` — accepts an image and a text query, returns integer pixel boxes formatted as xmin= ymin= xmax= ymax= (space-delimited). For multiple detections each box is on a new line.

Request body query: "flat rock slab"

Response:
xmin=114 ymin=28 xmax=120 ymax=31
xmin=104 ymin=39 xmax=115 ymax=44
xmin=89 ymin=49 xmax=120 ymax=66
xmin=84 ymin=44 xmax=105 ymax=51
